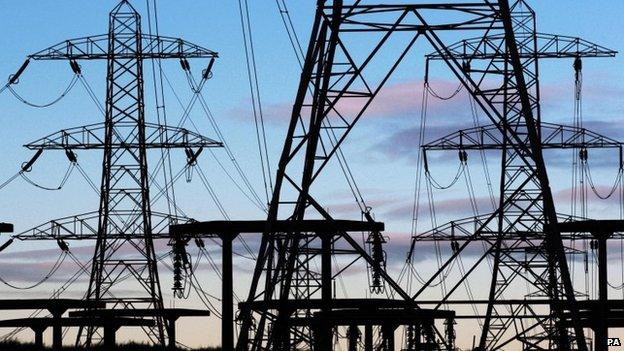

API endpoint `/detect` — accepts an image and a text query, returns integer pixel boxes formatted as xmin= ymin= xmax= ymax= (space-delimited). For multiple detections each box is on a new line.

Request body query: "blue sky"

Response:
xmin=0 ymin=1 xmax=624 ymax=348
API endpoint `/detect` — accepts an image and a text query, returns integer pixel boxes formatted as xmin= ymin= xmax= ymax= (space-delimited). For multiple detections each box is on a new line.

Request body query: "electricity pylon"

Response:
xmin=236 ymin=1 xmax=595 ymax=350
xmin=12 ymin=1 xmax=221 ymax=345
xmin=410 ymin=1 xmax=617 ymax=349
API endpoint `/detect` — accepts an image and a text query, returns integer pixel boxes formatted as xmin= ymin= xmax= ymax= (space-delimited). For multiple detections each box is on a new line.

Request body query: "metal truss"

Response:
xmin=29 ymin=35 xmax=217 ymax=61
xmin=15 ymin=1 xmax=221 ymax=346
xmin=235 ymin=1 xmax=592 ymax=350
xmin=410 ymin=213 xmax=624 ymax=251
xmin=410 ymin=1 xmax=617 ymax=349
xmin=24 ymin=122 xmax=221 ymax=150
xmin=423 ymin=122 xmax=623 ymax=152
xmin=12 ymin=211 xmax=194 ymax=241
xmin=427 ymin=32 xmax=616 ymax=60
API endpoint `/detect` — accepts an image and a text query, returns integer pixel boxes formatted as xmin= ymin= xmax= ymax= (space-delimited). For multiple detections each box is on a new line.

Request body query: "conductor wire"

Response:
xmin=8 ymin=75 xmax=78 ymax=108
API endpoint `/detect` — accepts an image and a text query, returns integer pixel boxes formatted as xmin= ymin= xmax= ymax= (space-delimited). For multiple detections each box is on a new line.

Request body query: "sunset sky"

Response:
xmin=0 ymin=1 xmax=623 ymax=348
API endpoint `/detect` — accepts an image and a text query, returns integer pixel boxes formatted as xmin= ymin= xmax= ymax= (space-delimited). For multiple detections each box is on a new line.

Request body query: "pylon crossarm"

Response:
xmin=410 ymin=213 xmax=598 ymax=243
xmin=427 ymin=32 xmax=616 ymax=60
xmin=12 ymin=211 xmax=194 ymax=241
xmin=422 ymin=122 xmax=623 ymax=151
xmin=24 ymin=122 xmax=223 ymax=150
xmin=28 ymin=34 xmax=218 ymax=61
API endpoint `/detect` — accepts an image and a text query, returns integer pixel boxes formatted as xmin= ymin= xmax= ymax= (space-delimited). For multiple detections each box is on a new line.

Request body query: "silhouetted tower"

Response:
xmin=10 ymin=0 xmax=220 ymax=345
xmin=84 ymin=1 xmax=163 ymax=343
xmin=236 ymin=1 xmax=597 ymax=350
xmin=413 ymin=1 xmax=616 ymax=349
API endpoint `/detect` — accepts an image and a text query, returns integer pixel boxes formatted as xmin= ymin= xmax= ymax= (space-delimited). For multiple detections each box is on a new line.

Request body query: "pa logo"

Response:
xmin=608 ymin=337 xmax=622 ymax=347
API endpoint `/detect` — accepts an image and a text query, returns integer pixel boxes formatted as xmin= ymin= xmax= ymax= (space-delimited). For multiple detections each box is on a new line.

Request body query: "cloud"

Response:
xmin=326 ymin=196 xmax=400 ymax=218
xmin=541 ymin=79 xmax=624 ymax=121
xmin=330 ymin=79 xmax=467 ymax=120
xmin=384 ymin=196 xmax=494 ymax=221
xmin=0 ymin=257 xmax=85 ymax=285
xmin=371 ymin=122 xmax=476 ymax=162
xmin=544 ymin=149 xmax=622 ymax=171
xmin=228 ymin=78 xmax=470 ymax=124
xmin=553 ymin=185 xmax=622 ymax=215
xmin=373 ymin=116 xmax=624 ymax=166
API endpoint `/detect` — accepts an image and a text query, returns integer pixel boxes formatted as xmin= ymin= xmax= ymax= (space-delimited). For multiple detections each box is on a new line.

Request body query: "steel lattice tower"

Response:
xmin=8 ymin=0 xmax=221 ymax=346
xmin=478 ymin=3 xmax=573 ymax=347
xmin=235 ymin=1 xmax=603 ymax=350
xmin=411 ymin=1 xmax=617 ymax=349
xmin=84 ymin=1 xmax=164 ymax=343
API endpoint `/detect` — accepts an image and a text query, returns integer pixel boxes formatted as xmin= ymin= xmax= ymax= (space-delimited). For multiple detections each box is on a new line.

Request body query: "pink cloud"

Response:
xmin=329 ymin=79 xmax=465 ymax=120
xmin=228 ymin=78 xmax=469 ymax=124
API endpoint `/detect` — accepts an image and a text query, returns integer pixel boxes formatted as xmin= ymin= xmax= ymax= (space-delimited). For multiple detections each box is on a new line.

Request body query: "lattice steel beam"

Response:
xmin=24 ymin=123 xmax=222 ymax=150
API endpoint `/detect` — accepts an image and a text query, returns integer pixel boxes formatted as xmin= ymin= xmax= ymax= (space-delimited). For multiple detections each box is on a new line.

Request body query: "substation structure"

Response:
xmin=0 ymin=0 xmax=622 ymax=350
xmin=164 ymin=0 xmax=622 ymax=350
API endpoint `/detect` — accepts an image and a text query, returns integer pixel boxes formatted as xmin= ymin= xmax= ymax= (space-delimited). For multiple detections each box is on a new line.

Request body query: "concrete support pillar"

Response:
xmin=51 ymin=311 xmax=63 ymax=351
xmin=103 ymin=325 xmax=118 ymax=349
xmin=317 ymin=233 xmax=333 ymax=350
xmin=167 ymin=317 xmax=178 ymax=350
xmin=383 ymin=325 xmax=394 ymax=351
xmin=365 ymin=324 xmax=373 ymax=351
xmin=221 ymin=233 xmax=237 ymax=351
xmin=32 ymin=326 xmax=45 ymax=349
xmin=348 ymin=325 xmax=360 ymax=351
xmin=594 ymin=232 xmax=610 ymax=351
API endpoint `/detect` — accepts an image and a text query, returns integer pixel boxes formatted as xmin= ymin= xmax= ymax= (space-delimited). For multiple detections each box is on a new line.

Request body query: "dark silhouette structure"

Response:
xmin=0 ymin=299 xmax=105 ymax=350
xmin=409 ymin=2 xmax=619 ymax=350
xmin=557 ymin=220 xmax=624 ymax=351
xmin=0 ymin=1 xmax=621 ymax=350
xmin=226 ymin=0 xmax=616 ymax=350
xmin=69 ymin=308 xmax=211 ymax=350
xmin=4 ymin=0 xmax=221 ymax=346
xmin=166 ymin=0 xmax=601 ymax=349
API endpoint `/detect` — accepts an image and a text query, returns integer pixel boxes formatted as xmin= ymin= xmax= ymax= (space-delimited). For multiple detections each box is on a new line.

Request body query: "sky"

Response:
xmin=0 ymin=0 xmax=624 ymax=349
